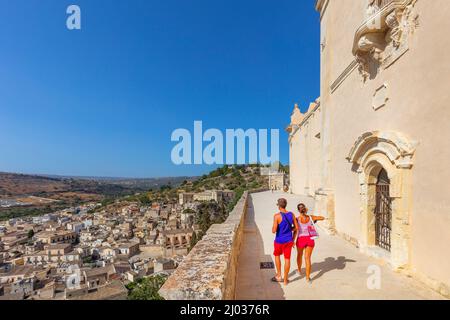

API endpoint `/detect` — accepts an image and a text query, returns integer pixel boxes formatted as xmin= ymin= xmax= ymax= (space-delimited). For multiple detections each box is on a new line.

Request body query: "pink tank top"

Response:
xmin=298 ymin=216 xmax=313 ymax=237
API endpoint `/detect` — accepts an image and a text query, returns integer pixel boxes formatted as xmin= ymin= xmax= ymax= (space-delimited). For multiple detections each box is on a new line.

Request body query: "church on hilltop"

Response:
xmin=287 ymin=0 xmax=450 ymax=297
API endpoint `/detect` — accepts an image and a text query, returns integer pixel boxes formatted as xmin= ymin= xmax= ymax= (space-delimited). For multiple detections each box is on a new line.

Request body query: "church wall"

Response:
xmin=318 ymin=0 xmax=450 ymax=292
xmin=289 ymin=127 xmax=305 ymax=195
xmin=289 ymin=103 xmax=322 ymax=198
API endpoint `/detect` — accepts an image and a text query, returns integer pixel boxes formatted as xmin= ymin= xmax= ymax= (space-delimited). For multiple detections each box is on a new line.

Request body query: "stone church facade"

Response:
xmin=287 ymin=0 xmax=450 ymax=297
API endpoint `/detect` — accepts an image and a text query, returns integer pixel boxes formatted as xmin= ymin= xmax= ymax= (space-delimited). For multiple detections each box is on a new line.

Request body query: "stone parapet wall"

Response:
xmin=159 ymin=190 xmax=265 ymax=300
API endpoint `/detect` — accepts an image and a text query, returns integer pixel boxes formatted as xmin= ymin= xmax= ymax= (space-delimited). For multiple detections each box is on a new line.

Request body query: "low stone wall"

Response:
xmin=159 ymin=191 xmax=252 ymax=300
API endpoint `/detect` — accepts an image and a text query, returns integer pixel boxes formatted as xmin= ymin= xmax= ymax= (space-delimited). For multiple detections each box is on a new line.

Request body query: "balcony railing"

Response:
xmin=159 ymin=189 xmax=268 ymax=300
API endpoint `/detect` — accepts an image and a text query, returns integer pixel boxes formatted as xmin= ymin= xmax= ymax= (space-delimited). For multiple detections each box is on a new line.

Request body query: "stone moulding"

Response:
xmin=346 ymin=131 xmax=418 ymax=169
xmin=372 ymin=83 xmax=389 ymax=110
xmin=158 ymin=189 xmax=267 ymax=300
xmin=330 ymin=60 xmax=359 ymax=93
xmin=315 ymin=0 xmax=330 ymax=19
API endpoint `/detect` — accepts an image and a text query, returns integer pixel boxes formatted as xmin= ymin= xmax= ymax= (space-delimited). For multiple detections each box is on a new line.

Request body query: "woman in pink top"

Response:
xmin=296 ymin=203 xmax=325 ymax=284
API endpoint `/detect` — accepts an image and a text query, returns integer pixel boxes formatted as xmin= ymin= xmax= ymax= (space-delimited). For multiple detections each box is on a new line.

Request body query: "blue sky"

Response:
xmin=0 ymin=0 xmax=320 ymax=178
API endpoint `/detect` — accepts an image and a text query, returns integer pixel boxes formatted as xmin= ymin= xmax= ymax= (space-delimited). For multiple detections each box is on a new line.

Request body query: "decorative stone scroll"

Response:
xmin=353 ymin=0 xmax=419 ymax=81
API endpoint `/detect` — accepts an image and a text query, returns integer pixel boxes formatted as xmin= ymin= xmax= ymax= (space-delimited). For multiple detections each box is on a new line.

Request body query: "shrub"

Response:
xmin=127 ymin=275 xmax=167 ymax=300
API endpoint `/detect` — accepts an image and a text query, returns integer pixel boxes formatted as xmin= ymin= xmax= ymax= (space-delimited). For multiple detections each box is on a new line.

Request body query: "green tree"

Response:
xmin=160 ymin=184 xmax=172 ymax=191
xmin=127 ymin=275 xmax=167 ymax=300
xmin=139 ymin=193 xmax=151 ymax=205
xmin=227 ymin=187 xmax=245 ymax=212
xmin=27 ymin=229 xmax=35 ymax=239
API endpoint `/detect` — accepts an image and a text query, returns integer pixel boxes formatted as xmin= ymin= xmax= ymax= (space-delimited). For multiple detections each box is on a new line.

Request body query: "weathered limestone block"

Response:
xmin=159 ymin=192 xmax=252 ymax=300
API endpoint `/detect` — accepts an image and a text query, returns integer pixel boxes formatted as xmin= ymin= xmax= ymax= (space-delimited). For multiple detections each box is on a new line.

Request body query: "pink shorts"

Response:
xmin=296 ymin=236 xmax=315 ymax=248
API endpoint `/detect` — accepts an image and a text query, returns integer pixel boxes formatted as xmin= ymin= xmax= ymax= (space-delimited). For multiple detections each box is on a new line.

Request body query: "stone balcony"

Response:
xmin=160 ymin=190 xmax=445 ymax=300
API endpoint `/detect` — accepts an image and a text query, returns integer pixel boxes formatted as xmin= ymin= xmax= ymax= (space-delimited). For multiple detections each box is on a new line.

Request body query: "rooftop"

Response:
xmin=84 ymin=265 xmax=114 ymax=277
xmin=68 ymin=280 xmax=127 ymax=300
xmin=36 ymin=230 xmax=75 ymax=237
xmin=45 ymin=243 xmax=72 ymax=250
xmin=162 ymin=228 xmax=193 ymax=235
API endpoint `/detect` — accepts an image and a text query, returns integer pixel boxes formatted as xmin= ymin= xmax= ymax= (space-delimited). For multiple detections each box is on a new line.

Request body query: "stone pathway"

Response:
xmin=235 ymin=191 xmax=444 ymax=300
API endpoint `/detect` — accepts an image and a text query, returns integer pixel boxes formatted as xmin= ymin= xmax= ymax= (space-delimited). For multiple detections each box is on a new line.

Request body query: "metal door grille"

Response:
xmin=375 ymin=170 xmax=392 ymax=251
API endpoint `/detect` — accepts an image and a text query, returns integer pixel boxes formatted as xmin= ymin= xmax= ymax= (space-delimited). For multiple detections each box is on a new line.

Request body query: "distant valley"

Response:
xmin=0 ymin=172 xmax=196 ymax=220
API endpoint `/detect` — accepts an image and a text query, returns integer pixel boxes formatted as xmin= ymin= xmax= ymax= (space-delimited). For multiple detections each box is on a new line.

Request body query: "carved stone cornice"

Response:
xmin=353 ymin=0 xmax=419 ymax=81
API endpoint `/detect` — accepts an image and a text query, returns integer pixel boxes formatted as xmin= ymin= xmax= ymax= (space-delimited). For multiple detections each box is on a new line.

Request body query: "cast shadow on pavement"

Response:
xmin=289 ymin=256 xmax=357 ymax=282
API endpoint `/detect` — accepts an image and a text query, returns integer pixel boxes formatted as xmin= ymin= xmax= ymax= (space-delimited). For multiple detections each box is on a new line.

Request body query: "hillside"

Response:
xmin=0 ymin=172 xmax=194 ymax=220
xmin=0 ymin=173 xmax=69 ymax=197
xmin=0 ymin=165 xmax=281 ymax=221
xmin=0 ymin=172 xmax=194 ymax=198
xmin=185 ymin=164 xmax=268 ymax=192
xmin=126 ymin=164 xmax=273 ymax=208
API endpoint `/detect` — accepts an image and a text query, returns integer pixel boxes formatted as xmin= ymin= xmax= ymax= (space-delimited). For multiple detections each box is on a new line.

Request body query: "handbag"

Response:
xmin=307 ymin=214 xmax=320 ymax=240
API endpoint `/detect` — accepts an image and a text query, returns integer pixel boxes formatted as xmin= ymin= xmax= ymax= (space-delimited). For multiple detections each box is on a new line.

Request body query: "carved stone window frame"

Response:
xmin=347 ymin=131 xmax=418 ymax=269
